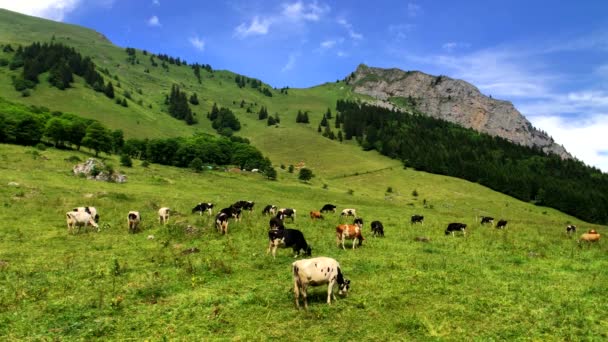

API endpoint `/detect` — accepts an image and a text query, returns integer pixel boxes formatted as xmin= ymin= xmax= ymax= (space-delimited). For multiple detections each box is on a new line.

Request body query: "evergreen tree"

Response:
xmin=267 ymin=116 xmax=276 ymax=126
xmin=325 ymin=108 xmax=332 ymax=119
xmin=189 ymin=93 xmax=199 ymax=105
xmin=258 ymin=106 xmax=268 ymax=120
xmin=104 ymin=81 xmax=114 ymax=98
xmin=320 ymin=115 xmax=328 ymax=127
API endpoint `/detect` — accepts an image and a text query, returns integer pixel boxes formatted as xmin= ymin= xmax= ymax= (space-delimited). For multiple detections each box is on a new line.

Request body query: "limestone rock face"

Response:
xmin=347 ymin=64 xmax=571 ymax=159
xmin=73 ymin=158 xmax=127 ymax=183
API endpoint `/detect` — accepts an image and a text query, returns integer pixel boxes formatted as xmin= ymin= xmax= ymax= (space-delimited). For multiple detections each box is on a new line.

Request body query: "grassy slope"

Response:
xmin=1 ymin=144 xmax=606 ymax=340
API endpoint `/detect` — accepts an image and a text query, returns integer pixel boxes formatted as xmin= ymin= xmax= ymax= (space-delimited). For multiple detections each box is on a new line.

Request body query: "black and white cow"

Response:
xmin=192 ymin=202 xmax=214 ymax=216
xmin=278 ymin=208 xmax=297 ymax=222
xmin=66 ymin=211 xmax=99 ymax=234
xmin=215 ymin=212 xmax=230 ymax=234
xmin=445 ymin=222 xmax=467 ymax=236
xmin=480 ymin=216 xmax=494 ymax=225
xmin=73 ymin=206 xmax=99 ymax=223
xmin=411 ymin=215 xmax=424 ymax=225
xmin=320 ymin=204 xmax=337 ymax=213
xmin=292 ymin=257 xmax=350 ymax=309
xmin=262 ymin=204 xmax=278 ymax=216
xmin=232 ymin=200 xmax=255 ymax=212
xmin=495 ymin=220 xmax=508 ymax=229
xmin=127 ymin=211 xmax=141 ymax=233
xmin=566 ymin=224 xmax=577 ymax=234
xmin=340 ymin=208 xmax=357 ymax=218
xmin=267 ymin=228 xmax=312 ymax=259
xmin=371 ymin=220 xmax=384 ymax=237
xmin=220 ymin=207 xmax=242 ymax=222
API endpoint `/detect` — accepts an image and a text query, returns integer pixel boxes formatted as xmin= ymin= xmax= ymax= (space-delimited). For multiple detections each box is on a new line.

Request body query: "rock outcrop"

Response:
xmin=346 ymin=64 xmax=570 ymax=159
xmin=73 ymin=158 xmax=127 ymax=183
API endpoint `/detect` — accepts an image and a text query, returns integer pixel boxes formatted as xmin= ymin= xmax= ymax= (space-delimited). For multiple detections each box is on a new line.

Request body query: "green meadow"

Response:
xmin=1 ymin=144 xmax=606 ymax=340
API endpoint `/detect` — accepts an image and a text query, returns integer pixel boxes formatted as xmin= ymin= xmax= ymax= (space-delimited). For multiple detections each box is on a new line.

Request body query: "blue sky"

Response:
xmin=2 ymin=0 xmax=608 ymax=172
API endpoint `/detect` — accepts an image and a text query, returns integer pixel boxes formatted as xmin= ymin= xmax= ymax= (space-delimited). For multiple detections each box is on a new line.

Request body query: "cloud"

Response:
xmin=388 ymin=24 xmax=414 ymax=41
xmin=320 ymin=40 xmax=336 ymax=49
xmin=442 ymin=42 xmax=470 ymax=52
xmin=189 ymin=36 xmax=205 ymax=51
xmin=0 ymin=0 xmax=80 ymax=21
xmin=152 ymin=0 xmax=160 ymax=5
xmin=234 ymin=1 xmax=329 ymax=39
xmin=407 ymin=2 xmax=422 ymax=17
xmin=337 ymin=50 xmax=348 ymax=57
xmin=147 ymin=15 xmax=161 ymax=27
xmin=281 ymin=52 xmax=299 ymax=72
xmin=337 ymin=18 xmax=363 ymax=40
xmin=234 ymin=16 xmax=271 ymax=38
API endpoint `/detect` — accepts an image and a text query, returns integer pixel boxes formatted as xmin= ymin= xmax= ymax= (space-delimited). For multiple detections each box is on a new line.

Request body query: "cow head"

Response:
xmin=338 ymin=279 xmax=350 ymax=295
xmin=354 ymin=218 xmax=363 ymax=227
xmin=304 ymin=246 xmax=312 ymax=256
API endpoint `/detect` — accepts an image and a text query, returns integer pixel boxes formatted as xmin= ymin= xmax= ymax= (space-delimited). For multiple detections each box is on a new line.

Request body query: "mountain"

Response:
xmin=346 ymin=64 xmax=571 ymax=159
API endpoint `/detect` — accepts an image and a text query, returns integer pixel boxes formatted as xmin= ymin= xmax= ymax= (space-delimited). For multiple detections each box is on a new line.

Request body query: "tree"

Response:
xmin=189 ymin=157 xmax=203 ymax=172
xmin=258 ymin=106 xmax=268 ymax=120
xmin=189 ymin=93 xmax=199 ymax=105
xmin=104 ymin=81 xmax=115 ymax=99
xmin=82 ymin=122 xmax=112 ymax=157
xmin=44 ymin=118 xmax=68 ymax=147
xmin=120 ymin=154 xmax=133 ymax=167
xmin=265 ymin=167 xmax=277 ymax=180
xmin=298 ymin=168 xmax=314 ymax=182
xmin=111 ymin=129 xmax=125 ymax=153
xmin=325 ymin=108 xmax=332 ymax=119
xmin=267 ymin=116 xmax=276 ymax=126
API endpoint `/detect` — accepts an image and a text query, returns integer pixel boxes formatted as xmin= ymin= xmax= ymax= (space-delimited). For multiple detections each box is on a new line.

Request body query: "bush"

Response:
xmin=298 ymin=168 xmax=314 ymax=182
xmin=21 ymin=89 xmax=31 ymax=97
xmin=0 ymin=58 xmax=8 ymax=67
xmin=141 ymin=160 xmax=150 ymax=168
xmin=288 ymin=165 xmax=294 ymax=173
xmin=120 ymin=154 xmax=132 ymax=167
xmin=386 ymin=186 xmax=393 ymax=193
xmin=189 ymin=157 xmax=203 ymax=172
xmin=35 ymin=143 xmax=47 ymax=151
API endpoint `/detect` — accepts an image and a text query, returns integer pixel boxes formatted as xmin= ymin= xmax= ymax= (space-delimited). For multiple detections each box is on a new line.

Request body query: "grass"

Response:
xmin=1 ymin=144 xmax=607 ymax=340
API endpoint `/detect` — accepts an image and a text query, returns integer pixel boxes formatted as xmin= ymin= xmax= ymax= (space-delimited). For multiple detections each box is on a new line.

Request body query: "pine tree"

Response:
xmin=104 ymin=81 xmax=115 ymax=99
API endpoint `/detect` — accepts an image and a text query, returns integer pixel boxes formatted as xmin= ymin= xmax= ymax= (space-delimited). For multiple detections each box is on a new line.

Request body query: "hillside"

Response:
xmin=1 ymin=144 xmax=606 ymax=340
xmin=347 ymin=64 xmax=571 ymax=158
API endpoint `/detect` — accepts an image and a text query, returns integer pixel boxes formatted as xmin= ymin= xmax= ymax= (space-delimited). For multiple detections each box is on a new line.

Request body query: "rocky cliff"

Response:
xmin=346 ymin=64 xmax=570 ymax=158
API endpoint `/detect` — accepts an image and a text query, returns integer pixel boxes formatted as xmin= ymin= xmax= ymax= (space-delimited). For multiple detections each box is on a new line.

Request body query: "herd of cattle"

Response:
xmin=64 ymin=202 xmax=602 ymax=308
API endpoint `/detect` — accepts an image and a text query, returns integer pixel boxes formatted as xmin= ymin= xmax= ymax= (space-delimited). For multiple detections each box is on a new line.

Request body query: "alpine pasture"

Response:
xmin=1 ymin=144 xmax=606 ymax=340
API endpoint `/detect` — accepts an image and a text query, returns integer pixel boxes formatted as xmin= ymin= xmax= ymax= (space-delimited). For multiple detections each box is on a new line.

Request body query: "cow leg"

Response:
xmin=342 ymin=235 xmax=346 ymax=250
xmin=294 ymin=281 xmax=300 ymax=309
xmin=266 ymin=240 xmax=272 ymax=255
xmin=302 ymin=285 xmax=309 ymax=310
xmin=272 ymin=245 xmax=278 ymax=259
xmin=327 ymin=281 xmax=334 ymax=304
xmin=352 ymin=237 xmax=357 ymax=249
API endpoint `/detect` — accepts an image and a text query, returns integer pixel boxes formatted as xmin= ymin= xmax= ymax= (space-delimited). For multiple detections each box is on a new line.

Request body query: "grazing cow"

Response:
xmin=566 ymin=224 xmax=577 ymax=234
xmin=320 ymin=204 xmax=337 ymax=213
xmin=269 ymin=213 xmax=285 ymax=230
xmin=278 ymin=208 xmax=297 ymax=222
xmin=262 ymin=204 xmax=278 ymax=216
xmin=73 ymin=206 xmax=99 ymax=223
xmin=127 ymin=211 xmax=141 ymax=233
xmin=480 ymin=216 xmax=494 ymax=225
xmin=340 ymin=208 xmax=357 ymax=218
xmin=445 ymin=222 xmax=467 ymax=236
xmin=410 ymin=215 xmax=424 ymax=225
xmin=371 ymin=220 xmax=384 ymax=237
xmin=158 ymin=207 xmax=170 ymax=225
xmin=232 ymin=200 xmax=255 ymax=212
xmin=495 ymin=220 xmax=508 ymax=229
xmin=66 ymin=211 xmax=99 ymax=234
xmin=267 ymin=228 xmax=312 ymax=258
xmin=191 ymin=202 xmax=214 ymax=216
xmin=292 ymin=257 xmax=350 ymax=309
xmin=579 ymin=229 xmax=600 ymax=245
xmin=215 ymin=212 xmax=230 ymax=234
xmin=336 ymin=218 xmax=364 ymax=249
xmin=220 ymin=207 xmax=242 ymax=222
xmin=310 ymin=211 xmax=324 ymax=220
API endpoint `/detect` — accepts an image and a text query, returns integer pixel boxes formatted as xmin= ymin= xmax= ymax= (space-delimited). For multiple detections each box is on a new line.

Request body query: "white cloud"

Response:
xmin=337 ymin=18 xmax=363 ymax=40
xmin=337 ymin=50 xmax=348 ymax=57
xmin=0 ymin=0 xmax=80 ymax=21
xmin=281 ymin=52 xmax=299 ymax=72
xmin=189 ymin=36 xmax=205 ymax=51
xmin=442 ymin=42 xmax=470 ymax=52
xmin=281 ymin=1 xmax=329 ymax=21
xmin=152 ymin=0 xmax=160 ymax=5
xmin=407 ymin=2 xmax=422 ymax=17
xmin=147 ymin=15 xmax=161 ymax=27
xmin=234 ymin=16 xmax=271 ymax=38
xmin=320 ymin=39 xmax=336 ymax=49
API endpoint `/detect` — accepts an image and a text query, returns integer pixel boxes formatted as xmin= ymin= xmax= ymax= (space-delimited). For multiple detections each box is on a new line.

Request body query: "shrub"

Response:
xmin=288 ymin=165 xmax=294 ymax=173
xmin=141 ymin=160 xmax=150 ymax=168
xmin=120 ymin=154 xmax=132 ymax=167
xmin=35 ymin=143 xmax=47 ymax=151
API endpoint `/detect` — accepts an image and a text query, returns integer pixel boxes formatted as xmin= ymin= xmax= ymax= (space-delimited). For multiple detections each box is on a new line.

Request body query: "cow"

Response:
xmin=66 ymin=211 xmax=99 ymax=234
xmin=262 ymin=204 xmax=277 ymax=216
xmin=579 ymin=229 xmax=600 ymax=245
xmin=278 ymin=208 xmax=297 ymax=222
xmin=220 ymin=207 xmax=242 ymax=222
xmin=191 ymin=202 xmax=214 ymax=216
xmin=215 ymin=212 xmax=230 ymax=234
xmin=410 ymin=215 xmax=424 ymax=225
xmin=127 ymin=211 xmax=141 ymax=233
xmin=267 ymin=228 xmax=312 ymax=259
xmin=292 ymin=257 xmax=350 ymax=309
xmin=269 ymin=213 xmax=285 ymax=230
xmin=320 ymin=204 xmax=337 ymax=213
xmin=158 ymin=207 xmax=170 ymax=225
xmin=336 ymin=218 xmax=364 ymax=249
xmin=445 ymin=222 xmax=467 ymax=236
xmin=310 ymin=211 xmax=324 ymax=220
xmin=495 ymin=220 xmax=508 ymax=229
xmin=566 ymin=224 xmax=577 ymax=234
xmin=72 ymin=206 xmax=99 ymax=223
xmin=232 ymin=200 xmax=255 ymax=212
xmin=480 ymin=216 xmax=494 ymax=225
xmin=371 ymin=220 xmax=384 ymax=237
xmin=340 ymin=208 xmax=357 ymax=218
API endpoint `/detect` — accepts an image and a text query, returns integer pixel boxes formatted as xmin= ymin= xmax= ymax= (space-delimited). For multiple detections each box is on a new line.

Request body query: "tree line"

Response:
xmin=336 ymin=100 xmax=608 ymax=224
xmin=165 ymin=84 xmax=196 ymax=125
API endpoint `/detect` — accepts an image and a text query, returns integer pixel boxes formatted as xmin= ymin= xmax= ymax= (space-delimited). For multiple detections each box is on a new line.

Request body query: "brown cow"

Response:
xmin=336 ymin=218 xmax=364 ymax=249
xmin=310 ymin=211 xmax=324 ymax=220
xmin=579 ymin=229 xmax=600 ymax=246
